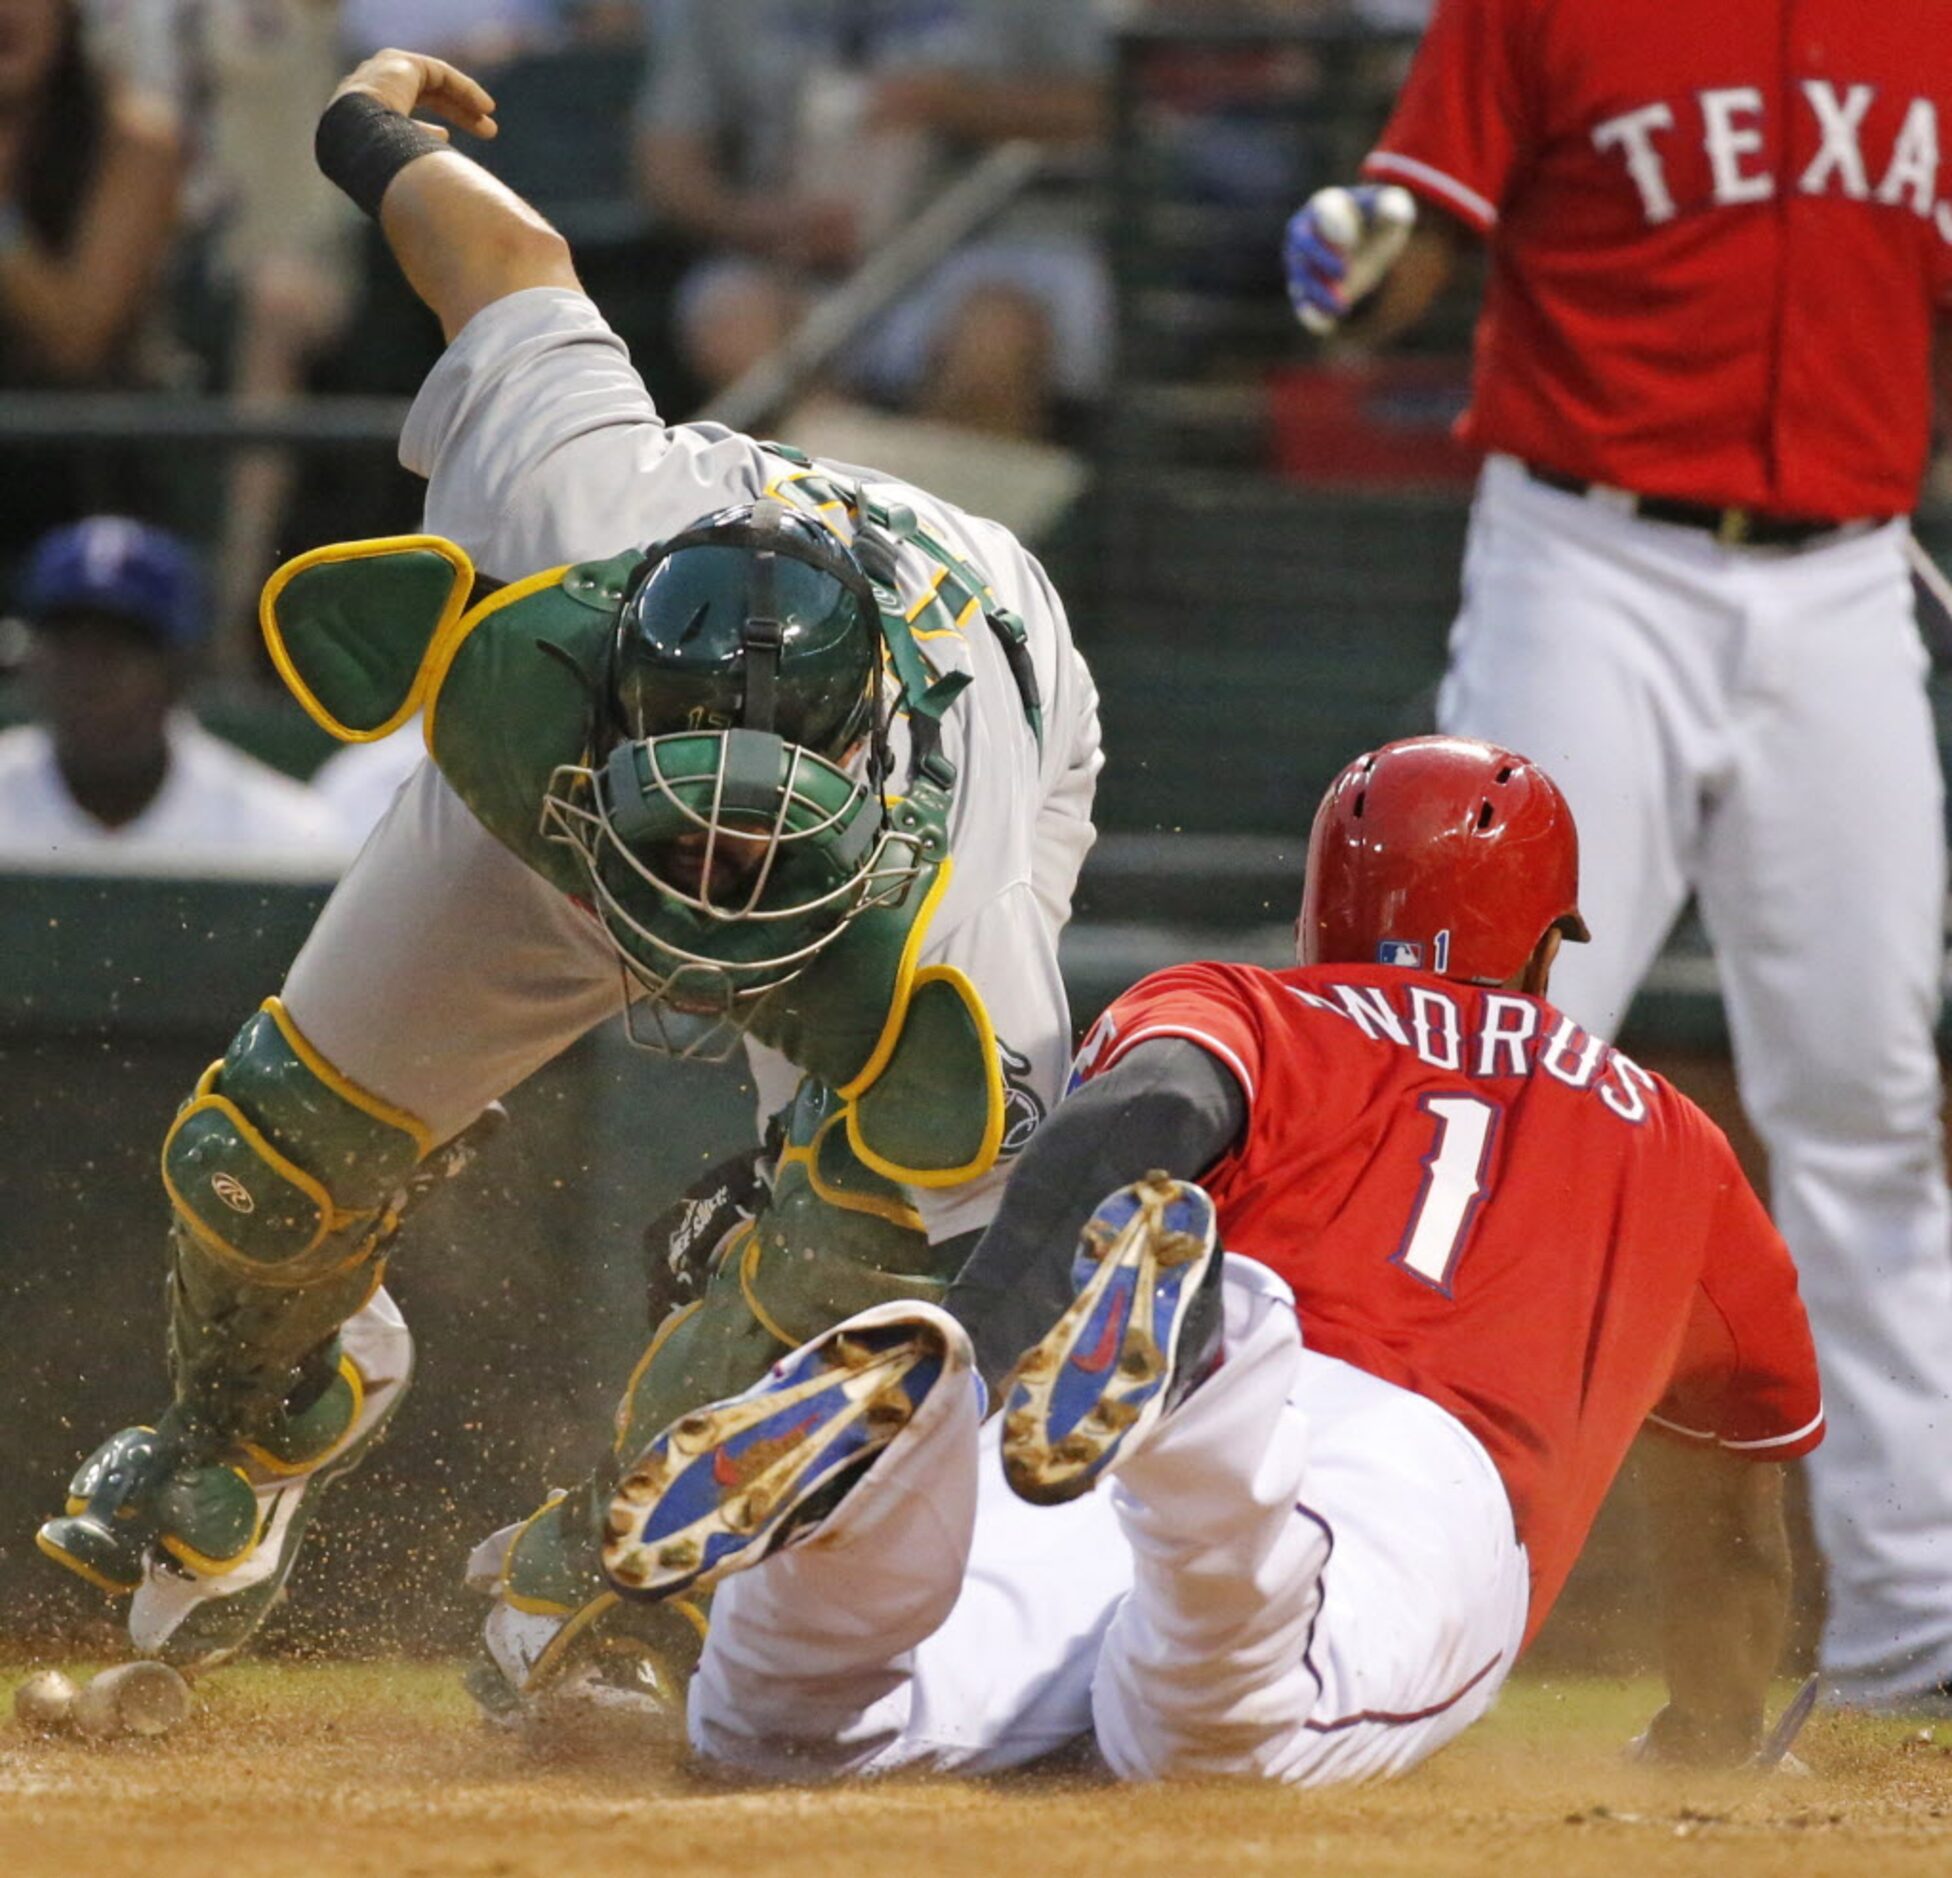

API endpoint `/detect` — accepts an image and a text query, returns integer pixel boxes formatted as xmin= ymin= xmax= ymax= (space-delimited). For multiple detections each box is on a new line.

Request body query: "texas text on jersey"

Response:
xmin=1073 ymin=959 xmax=1826 ymax=1636
xmin=1361 ymin=0 xmax=1952 ymax=517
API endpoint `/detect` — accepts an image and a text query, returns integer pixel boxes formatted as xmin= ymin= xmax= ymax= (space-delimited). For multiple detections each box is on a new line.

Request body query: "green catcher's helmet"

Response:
xmin=540 ymin=498 xmax=923 ymax=1053
xmin=612 ymin=502 xmax=880 ymax=756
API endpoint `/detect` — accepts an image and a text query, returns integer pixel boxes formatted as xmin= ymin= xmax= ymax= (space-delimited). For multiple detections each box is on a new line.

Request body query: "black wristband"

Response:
xmin=315 ymin=92 xmax=446 ymax=220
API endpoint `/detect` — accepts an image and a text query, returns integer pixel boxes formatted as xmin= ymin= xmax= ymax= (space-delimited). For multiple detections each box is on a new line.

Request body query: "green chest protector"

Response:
xmin=260 ymin=498 xmax=1032 ymax=1188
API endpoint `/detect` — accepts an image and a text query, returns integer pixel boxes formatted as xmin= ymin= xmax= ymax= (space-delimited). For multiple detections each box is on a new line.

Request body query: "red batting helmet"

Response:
xmin=1298 ymin=736 xmax=1589 ymax=984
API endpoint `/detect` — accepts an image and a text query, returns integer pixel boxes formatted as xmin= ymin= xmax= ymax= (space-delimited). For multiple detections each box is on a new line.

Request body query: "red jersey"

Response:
xmin=1072 ymin=960 xmax=1824 ymax=1639
xmin=1361 ymin=0 xmax=1952 ymax=520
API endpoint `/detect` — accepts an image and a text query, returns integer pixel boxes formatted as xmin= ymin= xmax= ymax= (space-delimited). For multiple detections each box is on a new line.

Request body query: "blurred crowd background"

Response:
xmin=0 ymin=0 xmax=1483 ymax=867
xmin=2 ymin=0 xmax=1926 ymax=1666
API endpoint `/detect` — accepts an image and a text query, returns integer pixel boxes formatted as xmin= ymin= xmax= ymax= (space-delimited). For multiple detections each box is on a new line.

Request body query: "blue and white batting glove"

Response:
xmin=1283 ymin=195 xmax=1352 ymax=331
xmin=1283 ymin=184 xmax=1417 ymax=336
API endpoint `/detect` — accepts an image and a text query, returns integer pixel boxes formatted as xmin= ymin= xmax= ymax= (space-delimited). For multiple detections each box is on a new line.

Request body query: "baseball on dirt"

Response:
xmin=71 ymin=1663 xmax=193 ymax=1738
xmin=12 ymin=1669 xmax=79 ymax=1731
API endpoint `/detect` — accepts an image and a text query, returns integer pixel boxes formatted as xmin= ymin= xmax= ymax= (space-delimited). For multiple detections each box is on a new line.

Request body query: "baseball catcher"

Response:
xmin=35 ymin=50 xmax=1100 ymax=1723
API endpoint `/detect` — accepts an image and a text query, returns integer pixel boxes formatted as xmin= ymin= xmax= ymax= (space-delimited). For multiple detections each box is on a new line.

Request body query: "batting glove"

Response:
xmin=1283 ymin=183 xmax=1417 ymax=335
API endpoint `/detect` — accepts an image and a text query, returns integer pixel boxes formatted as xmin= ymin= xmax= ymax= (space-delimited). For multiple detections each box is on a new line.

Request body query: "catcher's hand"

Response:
xmin=331 ymin=47 xmax=499 ymax=142
xmin=1283 ymin=183 xmax=1418 ymax=335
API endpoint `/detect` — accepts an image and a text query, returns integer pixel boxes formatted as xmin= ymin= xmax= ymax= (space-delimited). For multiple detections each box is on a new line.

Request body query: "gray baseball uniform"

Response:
xmin=280 ymin=285 xmax=1101 ymax=1245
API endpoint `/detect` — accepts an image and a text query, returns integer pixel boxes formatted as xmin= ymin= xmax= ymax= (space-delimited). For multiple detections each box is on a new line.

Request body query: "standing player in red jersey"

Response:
xmin=1282 ymin=0 xmax=1952 ymax=1711
xmin=588 ymin=737 xmax=1823 ymax=1785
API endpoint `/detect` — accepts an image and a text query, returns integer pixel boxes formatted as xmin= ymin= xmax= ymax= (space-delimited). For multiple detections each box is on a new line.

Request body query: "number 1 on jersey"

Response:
xmin=1392 ymin=1093 xmax=1500 ymax=1294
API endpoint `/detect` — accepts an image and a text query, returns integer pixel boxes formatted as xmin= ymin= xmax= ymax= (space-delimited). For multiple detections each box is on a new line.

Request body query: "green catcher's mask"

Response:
xmin=539 ymin=499 xmax=917 ymax=1054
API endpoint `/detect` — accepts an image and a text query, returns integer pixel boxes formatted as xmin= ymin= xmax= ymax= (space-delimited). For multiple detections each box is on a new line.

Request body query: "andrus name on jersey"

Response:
xmin=1594 ymin=81 xmax=1952 ymax=238
xmin=1287 ymin=980 xmax=1657 ymax=1124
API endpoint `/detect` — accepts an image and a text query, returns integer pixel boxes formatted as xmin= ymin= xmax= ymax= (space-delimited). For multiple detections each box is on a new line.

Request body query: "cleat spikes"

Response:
xmin=864 ymin=1388 xmax=915 ymax=1432
xmin=724 ymin=1493 xmax=766 ymax=1535
xmin=600 ymin=1314 xmax=953 ymax=1602
xmin=1001 ymin=1178 xmax=1221 ymax=1507
xmin=656 ymin=1538 xmax=701 ymax=1573
xmin=668 ymin=1414 xmax=715 ymax=1455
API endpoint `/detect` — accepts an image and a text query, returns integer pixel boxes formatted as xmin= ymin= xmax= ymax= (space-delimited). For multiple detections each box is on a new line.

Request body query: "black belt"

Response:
xmin=1524 ymin=463 xmax=1873 ymax=549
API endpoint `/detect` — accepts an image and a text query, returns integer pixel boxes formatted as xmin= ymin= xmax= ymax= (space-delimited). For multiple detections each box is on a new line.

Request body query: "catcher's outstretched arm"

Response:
xmin=317 ymin=48 xmax=581 ymax=340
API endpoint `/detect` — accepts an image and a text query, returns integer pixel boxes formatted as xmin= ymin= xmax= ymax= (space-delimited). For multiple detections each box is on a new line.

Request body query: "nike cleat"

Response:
xmin=1001 ymin=1173 xmax=1222 ymax=1507
xmin=601 ymin=1314 xmax=949 ymax=1603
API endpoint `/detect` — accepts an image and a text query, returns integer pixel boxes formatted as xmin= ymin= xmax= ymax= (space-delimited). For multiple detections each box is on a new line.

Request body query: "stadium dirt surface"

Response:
xmin=3 ymin=1664 xmax=1951 ymax=1877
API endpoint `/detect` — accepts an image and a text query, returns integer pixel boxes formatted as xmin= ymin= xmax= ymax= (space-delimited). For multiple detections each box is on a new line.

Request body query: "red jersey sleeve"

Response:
xmin=1648 ymin=1144 xmax=1825 ymax=1461
xmin=1360 ymin=0 xmax=1535 ymax=235
xmin=1069 ymin=962 xmax=1266 ymax=1107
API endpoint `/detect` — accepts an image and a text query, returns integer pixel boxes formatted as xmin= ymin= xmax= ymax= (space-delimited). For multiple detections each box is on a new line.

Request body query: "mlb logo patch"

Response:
xmin=1376 ymin=939 xmax=1422 ymax=967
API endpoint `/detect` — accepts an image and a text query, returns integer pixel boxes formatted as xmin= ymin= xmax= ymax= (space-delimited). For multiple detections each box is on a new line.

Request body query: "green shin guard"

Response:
xmin=37 ymin=1419 xmax=259 ymax=1594
xmin=37 ymin=1319 xmax=378 ymax=1601
xmin=161 ymin=997 xmax=427 ymax=1436
xmin=477 ymin=1098 xmax=955 ymax=1722
xmin=471 ymin=1482 xmax=707 ymax=1725
xmin=37 ymin=1290 xmax=417 ymax=1668
xmin=614 ymin=1266 xmax=796 ymax=1459
xmin=41 ymin=998 xmax=440 ymax=1667
xmin=612 ymin=1087 xmax=955 ymax=1460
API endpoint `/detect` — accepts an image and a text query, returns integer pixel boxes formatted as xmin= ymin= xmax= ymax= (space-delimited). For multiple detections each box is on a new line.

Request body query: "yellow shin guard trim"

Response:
xmin=156 ymin=1467 xmax=263 ymax=1577
xmin=612 ymin=1299 xmax=706 ymax=1458
xmin=735 ymin=1228 xmax=801 ymax=1350
xmin=524 ymin=1591 xmax=621 ymax=1694
xmin=262 ymin=997 xmax=434 ymax=1161
xmin=36 ymin=1529 xmax=140 ymax=1596
xmin=162 ymin=1091 xmax=344 ymax=1269
xmin=774 ymin=1113 xmax=927 ymax=1233
xmin=237 ymin=1352 xmax=366 ymax=1478
xmin=667 ymin=1596 xmax=709 ymax=1643
xmin=497 ymin=1489 xmax=576 ymax=1618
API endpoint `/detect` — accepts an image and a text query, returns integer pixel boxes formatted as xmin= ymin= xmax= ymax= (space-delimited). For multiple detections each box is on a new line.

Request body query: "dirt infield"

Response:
xmin=3 ymin=1664 xmax=1950 ymax=1878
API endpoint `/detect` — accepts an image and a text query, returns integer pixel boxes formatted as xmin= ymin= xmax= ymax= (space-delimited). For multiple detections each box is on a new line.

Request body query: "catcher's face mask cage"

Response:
xmin=539 ymin=495 xmax=939 ymax=1060
xmin=541 ymin=726 xmax=921 ymax=1059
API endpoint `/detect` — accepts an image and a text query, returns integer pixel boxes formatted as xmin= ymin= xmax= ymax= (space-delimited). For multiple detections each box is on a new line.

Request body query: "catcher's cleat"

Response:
xmin=1001 ymin=1173 xmax=1223 ymax=1507
xmin=601 ymin=1312 xmax=949 ymax=1603
xmin=463 ymin=1482 xmax=706 ymax=1733
xmin=126 ymin=1293 xmax=415 ymax=1671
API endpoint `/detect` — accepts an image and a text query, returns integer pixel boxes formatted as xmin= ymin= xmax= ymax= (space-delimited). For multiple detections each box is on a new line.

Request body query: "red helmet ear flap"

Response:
xmin=1299 ymin=736 xmax=1585 ymax=983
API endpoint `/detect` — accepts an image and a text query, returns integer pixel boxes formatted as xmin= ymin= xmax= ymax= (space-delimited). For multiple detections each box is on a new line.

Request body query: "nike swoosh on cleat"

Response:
xmin=711 ymin=1410 xmax=823 ymax=1489
xmin=1074 ymin=1304 xmax=1125 ymax=1376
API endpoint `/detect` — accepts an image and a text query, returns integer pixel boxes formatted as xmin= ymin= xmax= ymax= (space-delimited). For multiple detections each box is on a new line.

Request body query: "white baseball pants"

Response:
xmin=689 ymin=1262 xmax=1529 ymax=1782
xmin=1441 ymin=456 xmax=1952 ymax=1701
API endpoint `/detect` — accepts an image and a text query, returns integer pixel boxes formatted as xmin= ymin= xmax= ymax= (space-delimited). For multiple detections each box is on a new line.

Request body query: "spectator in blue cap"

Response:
xmin=0 ymin=516 xmax=344 ymax=863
